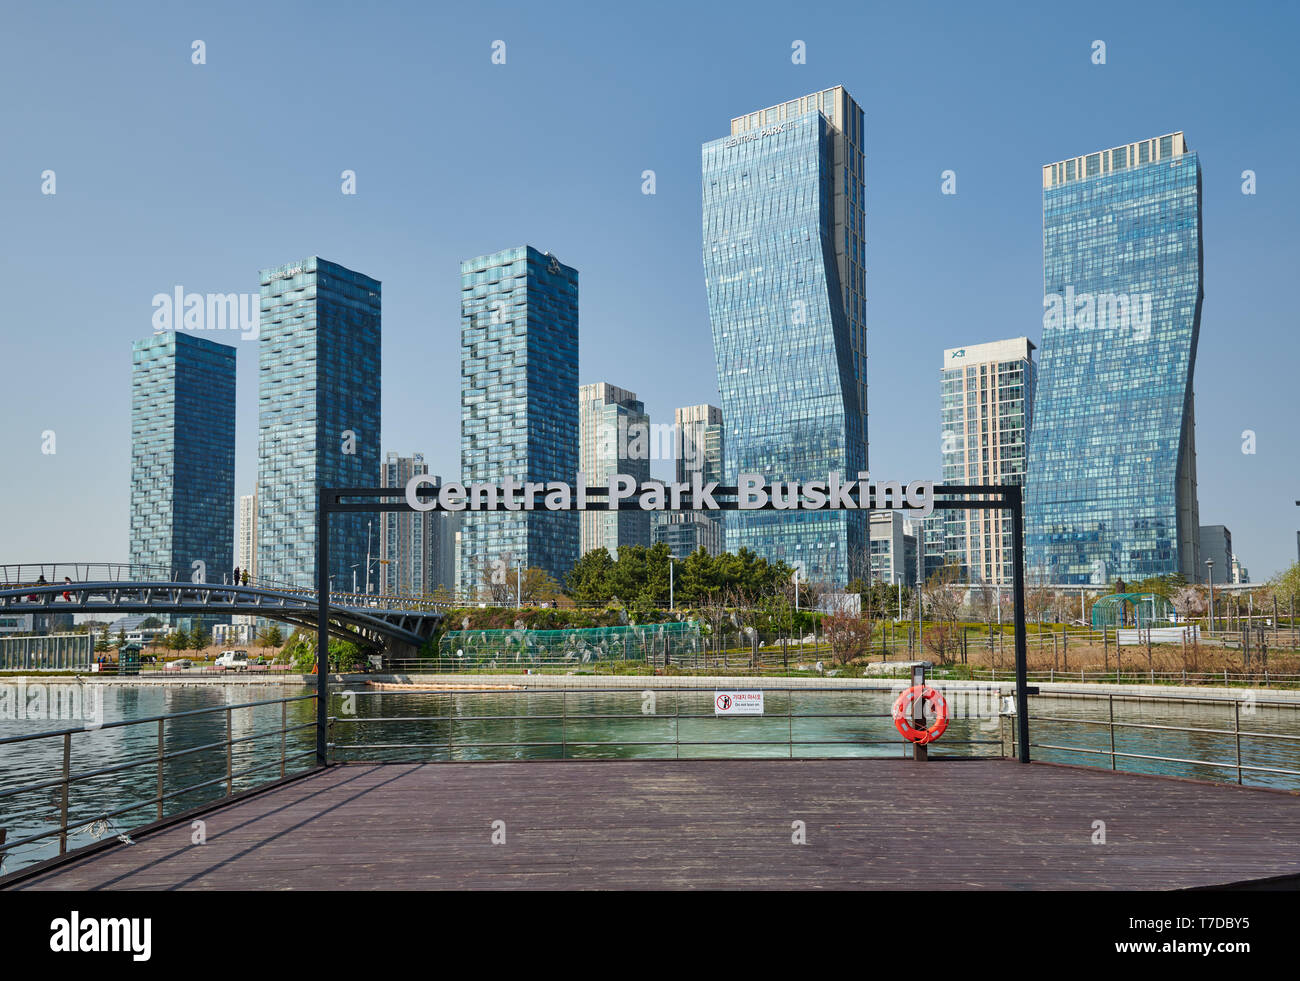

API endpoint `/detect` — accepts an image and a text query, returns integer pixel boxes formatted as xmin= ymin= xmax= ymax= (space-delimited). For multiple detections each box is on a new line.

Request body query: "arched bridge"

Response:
xmin=0 ymin=577 xmax=450 ymax=654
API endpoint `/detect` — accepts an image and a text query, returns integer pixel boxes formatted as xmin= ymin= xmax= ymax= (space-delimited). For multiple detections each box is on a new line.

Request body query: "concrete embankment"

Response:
xmin=4 ymin=672 xmax=1298 ymax=703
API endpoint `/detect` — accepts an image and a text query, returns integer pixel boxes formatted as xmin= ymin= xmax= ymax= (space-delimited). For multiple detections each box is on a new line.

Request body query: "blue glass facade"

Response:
xmin=702 ymin=87 xmax=866 ymax=584
xmin=257 ymin=257 xmax=381 ymax=589
xmin=129 ymin=332 xmax=236 ymax=582
xmin=1028 ymin=133 xmax=1202 ymax=585
xmin=459 ymin=246 xmax=579 ymax=594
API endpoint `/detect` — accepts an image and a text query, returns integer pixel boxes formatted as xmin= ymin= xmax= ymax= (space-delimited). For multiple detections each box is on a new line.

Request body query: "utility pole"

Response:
xmin=669 ymin=559 xmax=674 ymax=611
xmin=516 ymin=564 xmax=521 ymax=609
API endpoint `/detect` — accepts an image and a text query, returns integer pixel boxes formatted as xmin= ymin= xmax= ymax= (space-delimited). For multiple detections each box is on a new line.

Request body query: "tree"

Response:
xmin=970 ymin=582 xmax=996 ymax=627
xmin=922 ymin=563 xmax=964 ymax=625
xmin=116 ymin=628 xmax=127 ymax=650
xmin=257 ymin=624 xmax=284 ymax=657
xmin=166 ymin=627 xmax=189 ymax=653
xmin=567 ymin=549 xmax=617 ymax=606
xmin=1271 ymin=562 xmax=1300 ymax=610
xmin=923 ymin=623 xmax=960 ymax=665
xmin=140 ymin=616 xmax=164 ymax=629
xmin=477 ymin=556 xmax=516 ymax=605
xmin=519 ymin=567 xmax=564 ymax=605
xmin=1172 ymin=586 xmax=1204 ymax=621
xmin=822 ymin=613 xmax=873 ymax=666
xmin=188 ymin=624 xmax=211 ymax=657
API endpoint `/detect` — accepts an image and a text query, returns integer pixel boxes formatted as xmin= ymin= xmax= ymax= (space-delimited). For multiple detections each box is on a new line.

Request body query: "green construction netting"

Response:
xmin=1091 ymin=592 xmax=1177 ymax=629
xmin=438 ymin=621 xmax=702 ymax=666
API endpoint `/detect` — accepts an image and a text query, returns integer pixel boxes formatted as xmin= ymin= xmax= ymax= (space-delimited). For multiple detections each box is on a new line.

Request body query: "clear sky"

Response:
xmin=1 ymin=0 xmax=1296 ymax=578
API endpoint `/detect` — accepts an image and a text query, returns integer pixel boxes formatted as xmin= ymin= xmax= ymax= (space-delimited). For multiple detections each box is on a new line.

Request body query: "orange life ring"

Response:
xmin=892 ymin=685 xmax=949 ymax=745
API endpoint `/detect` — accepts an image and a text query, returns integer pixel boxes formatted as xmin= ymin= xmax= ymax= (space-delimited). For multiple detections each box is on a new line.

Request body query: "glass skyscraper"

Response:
xmin=459 ymin=246 xmax=579 ymax=595
xmin=702 ymin=86 xmax=867 ymax=585
xmin=941 ymin=338 xmax=1036 ymax=585
xmin=256 ymin=257 xmax=381 ymax=590
xmin=1028 ymin=133 xmax=1202 ymax=585
xmin=579 ymin=383 xmax=651 ymax=559
xmin=129 ymin=332 xmax=236 ymax=582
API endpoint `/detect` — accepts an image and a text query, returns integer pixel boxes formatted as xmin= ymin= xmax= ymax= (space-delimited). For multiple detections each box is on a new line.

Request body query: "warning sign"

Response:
xmin=714 ymin=691 xmax=764 ymax=716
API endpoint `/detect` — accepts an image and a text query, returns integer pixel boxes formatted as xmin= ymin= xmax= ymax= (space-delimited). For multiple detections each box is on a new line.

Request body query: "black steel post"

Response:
xmin=316 ymin=489 xmax=330 ymax=767
xmin=1009 ymin=486 xmax=1030 ymax=763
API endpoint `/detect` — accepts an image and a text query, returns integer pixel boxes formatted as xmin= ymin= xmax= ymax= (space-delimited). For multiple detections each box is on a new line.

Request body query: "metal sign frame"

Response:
xmin=315 ymin=482 xmax=1031 ymax=766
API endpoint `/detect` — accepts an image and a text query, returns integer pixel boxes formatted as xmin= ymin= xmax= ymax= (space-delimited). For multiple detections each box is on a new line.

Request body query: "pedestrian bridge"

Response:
xmin=0 ymin=565 xmax=451 ymax=653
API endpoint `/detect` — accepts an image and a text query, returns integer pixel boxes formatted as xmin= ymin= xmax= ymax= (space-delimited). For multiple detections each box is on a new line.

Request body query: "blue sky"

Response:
xmin=1 ymin=0 xmax=1297 ymax=578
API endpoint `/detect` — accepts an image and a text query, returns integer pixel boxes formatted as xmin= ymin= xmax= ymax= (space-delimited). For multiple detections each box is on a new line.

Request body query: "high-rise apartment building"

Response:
xmin=703 ymin=85 xmax=867 ymax=584
xmin=674 ymin=404 xmax=725 ymax=487
xmin=129 ymin=332 xmax=236 ymax=582
xmin=579 ymin=383 xmax=651 ymax=559
xmin=653 ymin=403 xmax=726 ymax=558
xmin=941 ymin=338 xmax=1036 ymax=585
xmin=870 ymin=511 xmax=914 ymax=586
xmin=237 ymin=488 xmax=257 ymax=579
xmin=1028 ymin=133 xmax=1202 ymax=585
xmin=459 ymin=246 xmax=579 ymax=595
xmin=379 ymin=453 xmax=442 ymax=596
xmin=256 ymin=257 xmax=381 ymax=590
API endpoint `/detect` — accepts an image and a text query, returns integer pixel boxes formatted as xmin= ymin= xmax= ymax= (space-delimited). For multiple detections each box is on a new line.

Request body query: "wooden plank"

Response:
xmin=9 ymin=760 xmax=1300 ymax=890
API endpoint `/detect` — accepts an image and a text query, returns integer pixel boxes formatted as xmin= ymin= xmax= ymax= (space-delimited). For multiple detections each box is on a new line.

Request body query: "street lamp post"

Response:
xmin=365 ymin=520 xmax=373 ymax=595
xmin=1206 ymin=559 xmax=1215 ymax=633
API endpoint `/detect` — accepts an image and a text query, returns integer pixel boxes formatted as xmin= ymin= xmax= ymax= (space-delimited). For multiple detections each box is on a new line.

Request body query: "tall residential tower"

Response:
xmin=459 ymin=246 xmax=579 ymax=594
xmin=653 ymin=403 xmax=725 ymax=558
xmin=941 ymin=338 xmax=1036 ymax=585
xmin=579 ymin=383 xmax=651 ymax=559
xmin=1028 ymin=133 xmax=1202 ymax=584
xmin=129 ymin=332 xmax=236 ymax=582
xmin=256 ymin=257 xmax=381 ymax=589
xmin=702 ymin=85 xmax=867 ymax=584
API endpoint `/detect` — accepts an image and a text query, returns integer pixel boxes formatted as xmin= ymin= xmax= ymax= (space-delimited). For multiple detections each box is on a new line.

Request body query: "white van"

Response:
xmin=215 ymin=650 xmax=250 ymax=671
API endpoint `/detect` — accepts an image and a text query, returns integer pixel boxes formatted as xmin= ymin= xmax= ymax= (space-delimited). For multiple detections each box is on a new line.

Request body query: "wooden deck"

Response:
xmin=10 ymin=759 xmax=1300 ymax=890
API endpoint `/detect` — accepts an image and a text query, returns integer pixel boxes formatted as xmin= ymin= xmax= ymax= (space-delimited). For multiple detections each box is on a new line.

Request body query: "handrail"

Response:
xmin=1027 ymin=689 xmax=1300 ymax=786
xmin=0 ymin=693 xmax=320 ymax=877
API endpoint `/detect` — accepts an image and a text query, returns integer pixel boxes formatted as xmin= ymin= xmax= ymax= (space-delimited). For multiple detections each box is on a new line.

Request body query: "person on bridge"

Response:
xmin=29 ymin=574 xmax=47 ymax=601
xmin=241 ymin=569 xmax=249 ymax=586
xmin=62 ymin=576 xmax=72 ymax=601
xmin=233 ymin=566 xmax=241 ymax=586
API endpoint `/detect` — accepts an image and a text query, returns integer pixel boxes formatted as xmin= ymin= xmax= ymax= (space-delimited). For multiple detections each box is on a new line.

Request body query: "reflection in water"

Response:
xmin=331 ymin=689 xmax=1005 ymax=763
xmin=0 ymin=685 xmax=316 ymax=876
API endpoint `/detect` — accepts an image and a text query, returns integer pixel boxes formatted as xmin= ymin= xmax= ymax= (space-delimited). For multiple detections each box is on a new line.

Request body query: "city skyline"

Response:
xmin=3 ymin=2 xmax=1297 ymax=580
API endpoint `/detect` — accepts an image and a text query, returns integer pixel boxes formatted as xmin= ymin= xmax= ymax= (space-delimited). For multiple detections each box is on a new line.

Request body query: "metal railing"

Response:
xmin=0 ymin=563 xmax=449 ymax=612
xmin=327 ymin=686 xmax=1006 ymax=762
xmin=1024 ymin=688 xmax=1300 ymax=788
xmin=0 ymin=693 xmax=318 ymax=878
xmin=939 ymin=666 xmax=1300 ymax=688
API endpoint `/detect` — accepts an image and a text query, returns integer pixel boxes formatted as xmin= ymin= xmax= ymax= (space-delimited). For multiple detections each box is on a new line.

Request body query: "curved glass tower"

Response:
xmin=701 ymin=86 xmax=866 ymax=585
xmin=1027 ymin=133 xmax=1202 ymax=585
